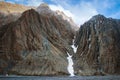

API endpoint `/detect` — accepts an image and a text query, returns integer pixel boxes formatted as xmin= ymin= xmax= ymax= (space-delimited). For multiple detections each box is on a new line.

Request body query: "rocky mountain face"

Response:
xmin=0 ymin=3 xmax=75 ymax=75
xmin=1 ymin=2 xmax=120 ymax=76
xmin=0 ymin=11 xmax=20 ymax=27
xmin=36 ymin=3 xmax=78 ymax=31
xmin=74 ymin=14 xmax=120 ymax=75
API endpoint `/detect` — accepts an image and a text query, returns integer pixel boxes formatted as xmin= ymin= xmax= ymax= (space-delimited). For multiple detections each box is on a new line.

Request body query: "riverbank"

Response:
xmin=0 ymin=75 xmax=120 ymax=80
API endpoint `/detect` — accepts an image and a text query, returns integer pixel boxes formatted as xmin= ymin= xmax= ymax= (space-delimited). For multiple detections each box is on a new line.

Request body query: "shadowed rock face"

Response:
xmin=0 ymin=11 xmax=21 ymax=27
xmin=74 ymin=14 xmax=120 ymax=75
xmin=0 ymin=9 xmax=75 ymax=75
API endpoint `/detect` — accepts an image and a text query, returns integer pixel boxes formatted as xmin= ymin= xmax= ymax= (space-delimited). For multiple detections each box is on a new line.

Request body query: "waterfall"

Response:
xmin=67 ymin=52 xmax=75 ymax=77
xmin=71 ymin=36 xmax=78 ymax=53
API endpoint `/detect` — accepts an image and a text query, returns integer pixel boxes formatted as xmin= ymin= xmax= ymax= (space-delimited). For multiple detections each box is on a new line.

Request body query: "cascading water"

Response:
xmin=67 ymin=52 xmax=75 ymax=77
xmin=71 ymin=36 xmax=78 ymax=53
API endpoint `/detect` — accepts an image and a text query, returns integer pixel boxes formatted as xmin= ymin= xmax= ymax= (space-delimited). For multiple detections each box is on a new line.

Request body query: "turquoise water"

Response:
xmin=0 ymin=75 xmax=120 ymax=80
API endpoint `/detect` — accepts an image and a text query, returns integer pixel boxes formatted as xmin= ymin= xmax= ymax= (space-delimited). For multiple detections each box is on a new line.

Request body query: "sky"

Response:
xmin=4 ymin=0 xmax=120 ymax=25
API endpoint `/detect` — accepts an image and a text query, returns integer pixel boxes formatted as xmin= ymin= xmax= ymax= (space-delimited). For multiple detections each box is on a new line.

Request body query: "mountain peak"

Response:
xmin=38 ymin=3 xmax=49 ymax=9
xmin=36 ymin=3 xmax=53 ymax=15
xmin=90 ymin=14 xmax=106 ymax=21
xmin=74 ymin=14 xmax=120 ymax=75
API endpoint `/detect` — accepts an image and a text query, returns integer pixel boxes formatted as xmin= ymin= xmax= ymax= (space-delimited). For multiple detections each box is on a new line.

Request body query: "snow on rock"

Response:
xmin=80 ymin=52 xmax=84 ymax=56
xmin=88 ymin=35 xmax=91 ymax=41
xmin=67 ymin=52 xmax=75 ymax=77
xmin=89 ymin=44 xmax=91 ymax=49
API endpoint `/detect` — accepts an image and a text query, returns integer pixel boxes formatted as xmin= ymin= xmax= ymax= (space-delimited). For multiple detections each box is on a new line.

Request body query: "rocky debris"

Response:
xmin=0 ymin=8 xmax=75 ymax=75
xmin=74 ymin=14 xmax=120 ymax=75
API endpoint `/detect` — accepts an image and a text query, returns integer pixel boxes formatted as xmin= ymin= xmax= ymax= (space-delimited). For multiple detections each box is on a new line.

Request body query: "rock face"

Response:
xmin=0 ymin=11 xmax=21 ymax=27
xmin=0 ymin=5 xmax=75 ymax=75
xmin=36 ymin=3 xmax=78 ymax=31
xmin=74 ymin=14 xmax=120 ymax=75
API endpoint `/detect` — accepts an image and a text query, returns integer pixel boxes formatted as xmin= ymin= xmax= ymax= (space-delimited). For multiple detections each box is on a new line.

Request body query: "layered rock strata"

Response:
xmin=74 ymin=15 xmax=120 ymax=75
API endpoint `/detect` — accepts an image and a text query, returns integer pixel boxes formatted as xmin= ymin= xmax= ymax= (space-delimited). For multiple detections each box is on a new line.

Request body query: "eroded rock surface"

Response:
xmin=0 ymin=8 xmax=75 ymax=75
xmin=74 ymin=14 xmax=120 ymax=75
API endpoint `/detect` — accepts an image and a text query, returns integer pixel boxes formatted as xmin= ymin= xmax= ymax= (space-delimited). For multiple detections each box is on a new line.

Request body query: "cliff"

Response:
xmin=74 ymin=14 xmax=120 ymax=75
xmin=0 ymin=4 xmax=75 ymax=75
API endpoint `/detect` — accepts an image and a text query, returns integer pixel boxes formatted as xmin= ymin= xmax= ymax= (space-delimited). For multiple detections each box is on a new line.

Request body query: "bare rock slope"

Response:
xmin=74 ymin=14 xmax=120 ymax=75
xmin=0 ymin=4 xmax=75 ymax=75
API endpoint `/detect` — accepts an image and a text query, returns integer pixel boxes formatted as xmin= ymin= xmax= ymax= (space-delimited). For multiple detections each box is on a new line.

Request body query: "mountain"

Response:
xmin=0 ymin=1 xmax=31 ymax=13
xmin=0 ymin=3 xmax=76 ymax=75
xmin=0 ymin=2 xmax=31 ymax=27
xmin=73 ymin=14 xmax=120 ymax=75
xmin=1 ymin=2 xmax=120 ymax=76
xmin=36 ymin=3 xmax=78 ymax=31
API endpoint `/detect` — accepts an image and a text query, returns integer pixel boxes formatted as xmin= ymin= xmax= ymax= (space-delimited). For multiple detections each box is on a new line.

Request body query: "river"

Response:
xmin=0 ymin=75 xmax=120 ymax=80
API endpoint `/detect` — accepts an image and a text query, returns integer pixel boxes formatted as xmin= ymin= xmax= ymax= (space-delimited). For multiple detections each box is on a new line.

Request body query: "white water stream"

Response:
xmin=71 ymin=36 xmax=78 ymax=53
xmin=71 ymin=44 xmax=77 ymax=53
xmin=67 ymin=52 xmax=75 ymax=77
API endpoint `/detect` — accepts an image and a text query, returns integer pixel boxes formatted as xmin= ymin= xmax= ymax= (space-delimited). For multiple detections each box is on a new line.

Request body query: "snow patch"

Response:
xmin=88 ymin=35 xmax=91 ymax=41
xmin=95 ymin=24 xmax=97 ymax=30
xmin=94 ymin=24 xmax=99 ymax=36
xmin=80 ymin=52 xmax=84 ymax=56
xmin=100 ymin=20 xmax=102 ymax=23
xmin=67 ymin=52 xmax=75 ymax=77
xmin=89 ymin=44 xmax=91 ymax=49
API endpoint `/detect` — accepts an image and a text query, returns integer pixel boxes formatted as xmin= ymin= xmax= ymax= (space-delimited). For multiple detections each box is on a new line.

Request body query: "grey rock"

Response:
xmin=74 ymin=14 xmax=120 ymax=75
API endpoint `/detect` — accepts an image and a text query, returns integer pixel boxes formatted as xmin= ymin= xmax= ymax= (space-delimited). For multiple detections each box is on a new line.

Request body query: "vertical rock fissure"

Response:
xmin=67 ymin=52 xmax=75 ymax=77
xmin=94 ymin=22 xmax=102 ymax=73
xmin=96 ymin=37 xmax=101 ymax=73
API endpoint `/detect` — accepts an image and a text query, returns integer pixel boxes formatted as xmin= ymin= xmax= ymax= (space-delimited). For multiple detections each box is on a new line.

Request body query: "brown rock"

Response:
xmin=0 ymin=11 xmax=21 ymax=27
xmin=0 ymin=8 xmax=75 ymax=76
xmin=74 ymin=14 xmax=120 ymax=75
